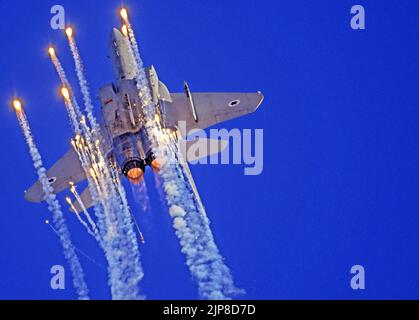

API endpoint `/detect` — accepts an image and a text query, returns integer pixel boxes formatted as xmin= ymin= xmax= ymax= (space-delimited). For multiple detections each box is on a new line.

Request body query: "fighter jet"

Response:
xmin=24 ymin=28 xmax=264 ymax=213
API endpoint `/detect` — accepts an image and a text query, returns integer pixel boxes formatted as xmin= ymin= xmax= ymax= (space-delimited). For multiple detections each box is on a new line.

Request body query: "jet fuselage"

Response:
xmin=98 ymin=28 xmax=163 ymax=184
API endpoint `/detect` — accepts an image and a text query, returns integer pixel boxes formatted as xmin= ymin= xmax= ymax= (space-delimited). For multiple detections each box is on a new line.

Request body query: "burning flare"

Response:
xmin=66 ymin=27 xmax=73 ymax=38
xmin=120 ymin=8 xmax=128 ymax=20
xmin=150 ymin=159 xmax=161 ymax=173
xmin=121 ymin=25 xmax=128 ymax=37
xmin=48 ymin=47 xmax=55 ymax=57
xmin=61 ymin=87 xmax=70 ymax=100
xmin=12 ymin=99 xmax=22 ymax=112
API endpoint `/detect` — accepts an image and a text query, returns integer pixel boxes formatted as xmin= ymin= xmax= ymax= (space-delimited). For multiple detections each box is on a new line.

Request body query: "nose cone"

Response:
xmin=111 ymin=27 xmax=124 ymax=43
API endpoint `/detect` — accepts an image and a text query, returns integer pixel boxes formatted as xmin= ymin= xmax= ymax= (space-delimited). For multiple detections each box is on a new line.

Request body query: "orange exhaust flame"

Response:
xmin=150 ymin=159 xmax=161 ymax=173
xmin=127 ymin=167 xmax=144 ymax=185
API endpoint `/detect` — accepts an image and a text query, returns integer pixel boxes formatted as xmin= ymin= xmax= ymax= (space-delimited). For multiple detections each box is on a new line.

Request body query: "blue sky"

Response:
xmin=0 ymin=0 xmax=418 ymax=299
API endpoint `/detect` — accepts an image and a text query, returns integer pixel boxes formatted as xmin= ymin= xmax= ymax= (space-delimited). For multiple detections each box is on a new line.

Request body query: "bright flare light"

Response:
xmin=121 ymin=25 xmax=128 ymax=36
xmin=61 ymin=87 xmax=70 ymax=100
xmin=12 ymin=99 xmax=22 ymax=112
xmin=48 ymin=47 xmax=55 ymax=56
xmin=89 ymin=168 xmax=96 ymax=178
xmin=65 ymin=27 xmax=73 ymax=38
xmin=120 ymin=8 xmax=128 ymax=20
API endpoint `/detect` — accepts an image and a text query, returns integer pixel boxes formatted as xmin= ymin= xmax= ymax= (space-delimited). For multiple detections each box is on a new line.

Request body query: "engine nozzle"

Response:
xmin=146 ymin=152 xmax=161 ymax=173
xmin=122 ymin=158 xmax=145 ymax=185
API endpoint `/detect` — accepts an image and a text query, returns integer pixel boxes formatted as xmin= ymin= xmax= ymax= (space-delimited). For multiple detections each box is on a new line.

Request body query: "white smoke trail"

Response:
xmin=65 ymin=34 xmax=145 ymax=300
xmin=69 ymin=186 xmax=100 ymax=238
xmin=72 ymin=101 xmax=144 ymax=300
xmin=70 ymin=139 xmax=109 ymax=242
xmin=15 ymin=109 xmax=89 ymax=300
xmin=81 ymin=207 xmax=99 ymax=236
xmin=160 ymin=157 xmax=244 ymax=299
xmin=67 ymin=193 xmax=101 ymax=243
xmin=50 ymin=54 xmax=84 ymax=133
xmin=75 ymin=212 xmax=96 ymax=237
xmin=71 ymin=138 xmax=143 ymax=299
xmin=57 ymin=91 xmax=118 ymax=275
xmin=67 ymin=36 xmax=99 ymax=133
xmin=123 ymin=16 xmax=243 ymax=299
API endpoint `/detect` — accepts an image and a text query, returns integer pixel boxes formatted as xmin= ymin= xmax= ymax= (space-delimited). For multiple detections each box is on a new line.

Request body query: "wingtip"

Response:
xmin=255 ymin=91 xmax=264 ymax=110
xmin=24 ymin=182 xmax=44 ymax=203
xmin=24 ymin=192 xmax=42 ymax=203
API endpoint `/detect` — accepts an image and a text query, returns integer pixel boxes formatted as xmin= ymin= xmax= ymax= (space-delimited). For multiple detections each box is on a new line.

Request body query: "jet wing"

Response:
xmin=163 ymin=92 xmax=264 ymax=136
xmin=24 ymin=148 xmax=86 ymax=202
xmin=180 ymin=138 xmax=229 ymax=163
